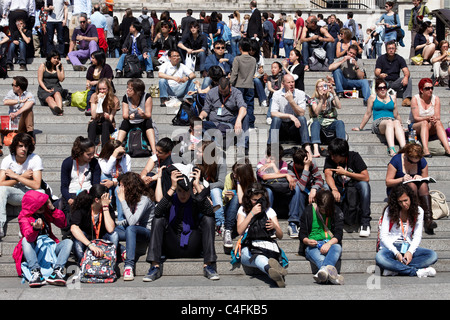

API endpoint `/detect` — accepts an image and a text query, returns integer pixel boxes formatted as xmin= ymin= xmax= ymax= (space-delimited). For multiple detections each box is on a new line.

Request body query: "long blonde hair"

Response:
xmin=233 ymin=10 xmax=240 ymax=22
xmin=286 ymin=15 xmax=295 ymax=29
xmin=312 ymin=78 xmax=330 ymax=99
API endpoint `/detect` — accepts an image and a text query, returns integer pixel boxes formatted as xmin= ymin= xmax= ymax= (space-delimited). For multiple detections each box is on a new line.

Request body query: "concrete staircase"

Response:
xmin=0 ymin=56 xmax=449 ymax=280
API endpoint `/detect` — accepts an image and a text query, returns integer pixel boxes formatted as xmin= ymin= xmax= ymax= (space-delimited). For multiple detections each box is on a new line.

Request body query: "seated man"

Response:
xmin=268 ymin=74 xmax=312 ymax=155
xmin=115 ymin=20 xmax=154 ymax=78
xmin=3 ymin=76 xmax=35 ymax=144
xmin=300 ymin=15 xmax=335 ymax=71
xmin=144 ymin=168 xmax=219 ymax=282
xmin=323 ymin=138 xmax=371 ymax=237
xmin=202 ymin=40 xmax=234 ymax=89
xmin=177 ymin=21 xmax=208 ymax=77
xmin=150 ymin=21 xmax=178 ymax=67
xmin=158 ymin=49 xmax=196 ymax=106
xmin=0 ymin=133 xmax=43 ymax=238
xmin=375 ymin=40 xmax=412 ymax=106
xmin=67 ymin=13 xmax=99 ymax=71
xmin=6 ymin=19 xmax=32 ymax=71
xmin=329 ymin=44 xmax=371 ymax=106
xmin=199 ymin=77 xmax=249 ymax=152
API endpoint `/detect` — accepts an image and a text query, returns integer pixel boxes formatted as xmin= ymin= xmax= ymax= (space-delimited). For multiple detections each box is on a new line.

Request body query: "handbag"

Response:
xmin=430 ymin=190 xmax=450 ymax=220
xmin=411 ymin=54 xmax=423 ymax=65
xmin=261 ymin=177 xmax=293 ymax=195
xmin=71 ymin=89 xmax=89 ymax=109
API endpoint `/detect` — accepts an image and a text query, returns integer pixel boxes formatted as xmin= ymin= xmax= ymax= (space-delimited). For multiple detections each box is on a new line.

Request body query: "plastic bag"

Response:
xmin=71 ymin=90 xmax=89 ymax=109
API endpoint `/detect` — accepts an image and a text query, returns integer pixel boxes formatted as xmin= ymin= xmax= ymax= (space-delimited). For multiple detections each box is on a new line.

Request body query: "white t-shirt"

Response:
xmin=0 ymin=153 xmax=44 ymax=188
xmin=237 ymin=206 xmax=277 ymax=219
xmin=98 ymin=155 xmax=131 ymax=178
xmin=159 ymin=62 xmax=193 ymax=88
xmin=68 ymin=160 xmax=92 ymax=194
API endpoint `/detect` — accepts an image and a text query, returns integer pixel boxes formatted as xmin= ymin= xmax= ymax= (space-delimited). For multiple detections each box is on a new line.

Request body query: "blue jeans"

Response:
xmin=237 ymin=87 xmax=255 ymax=129
xmin=266 ymin=184 xmax=306 ymax=225
xmin=241 ymin=246 xmax=270 ymax=275
xmin=354 ymin=181 xmax=371 ymax=227
xmin=332 ymin=68 xmax=371 ymax=103
xmin=254 ymin=77 xmax=267 ymax=104
xmin=305 ymin=243 xmax=342 ymax=270
xmin=302 ymin=41 xmax=335 ymax=65
xmin=22 ymin=237 xmax=73 ymax=270
xmin=376 ymin=244 xmax=438 ymax=276
xmin=6 ymin=40 xmax=27 ymax=65
xmin=115 ymin=225 xmax=151 ymax=268
xmin=73 ymin=230 xmax=119 ymax=265
xmin=116 ymin=53 xmax=154 ymax=72
xmin=47 ymin=21 xmax=64 ymax=56
xmin=310 ymin=119 xmax=346 ymax=144
xmin=231 ymin=36 xmax=241 ymax=57
xmin=159 ymin=78 xmax=195 ymax=99
xmin=210 ymin=187 xmax=224 ymax=227
xmin=283 ymin=38 xmax=294 ymax=58
xmin=268 ymin=116 xmax=311 ymax=146
xmin=100 ymin=173 xmax=122 ymax=221
xmin=223 ymin=194 xmax=240 ymax=230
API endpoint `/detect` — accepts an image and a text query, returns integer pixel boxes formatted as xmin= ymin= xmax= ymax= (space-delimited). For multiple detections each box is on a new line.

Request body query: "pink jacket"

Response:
xmin=12 ymin=190 xmax=67 ymax=276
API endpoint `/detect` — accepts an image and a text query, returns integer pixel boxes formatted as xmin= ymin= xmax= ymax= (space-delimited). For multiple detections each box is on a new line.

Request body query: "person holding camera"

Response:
xmin=236 ymin=182 xmax=287 ymax=288
xmin=143 ymin=168 xmax=219 ymax=282
xmin=299 ymin=189 xmax=344 ymax=284
xmin=375 ymin=184 xmax=437 ymax=277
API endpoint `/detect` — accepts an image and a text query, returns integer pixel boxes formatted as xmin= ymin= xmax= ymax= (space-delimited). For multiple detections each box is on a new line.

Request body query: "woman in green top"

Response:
xmin=299 ymin=189 xmax=344 ymax=284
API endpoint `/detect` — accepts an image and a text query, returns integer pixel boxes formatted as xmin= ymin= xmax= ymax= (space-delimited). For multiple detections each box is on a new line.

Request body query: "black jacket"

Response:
xmin=122 ymin=33 xmax=149 ymax=55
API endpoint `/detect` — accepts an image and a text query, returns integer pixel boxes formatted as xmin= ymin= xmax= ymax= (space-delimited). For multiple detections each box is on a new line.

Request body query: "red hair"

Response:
xmin=418 ymin=78 xmax=433 ymax=92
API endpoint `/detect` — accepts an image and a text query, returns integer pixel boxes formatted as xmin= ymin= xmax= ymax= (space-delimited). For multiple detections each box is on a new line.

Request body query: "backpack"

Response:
xmin=80 ymin=239 xmax=117 ymax=283
xmin=172 ymin=101 xmax=199 ymax=126
xmin=219 ymin=21 xmax=231 ymax=42
xmin=125 ymin=127 xmax=151 ymax=157
xmin=123 ymin=54 xmax=143 ymax=78
xmin=140 ymin=15 xmax=152 ymax=37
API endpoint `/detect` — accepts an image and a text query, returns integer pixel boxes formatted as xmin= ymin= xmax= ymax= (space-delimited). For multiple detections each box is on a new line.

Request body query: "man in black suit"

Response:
xmin=247 ymin=1 xmax=262 ymax=41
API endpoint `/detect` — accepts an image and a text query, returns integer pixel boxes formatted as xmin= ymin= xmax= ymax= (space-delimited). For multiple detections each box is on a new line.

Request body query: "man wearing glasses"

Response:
xmin=66 ymin=13 xmax=99 ymax=71
xmin=374 ymin=40 xmax=412 ymax=106
xmin=203 ymin=40 xmax=234 ymax=87
xmin=329 ymin=44 xmax=370 ymax=106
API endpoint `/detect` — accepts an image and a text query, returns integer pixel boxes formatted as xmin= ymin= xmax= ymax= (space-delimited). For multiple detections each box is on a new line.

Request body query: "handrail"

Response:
xmin=310 ymin=0 xmax=374 ymax=10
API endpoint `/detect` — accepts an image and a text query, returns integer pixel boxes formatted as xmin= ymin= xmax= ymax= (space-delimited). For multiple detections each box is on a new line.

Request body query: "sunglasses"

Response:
xmin=377 ymin=86 xmax=387 ymax=90
xmin=423 ymin=86 xmax=434 ymax=91
xmin=79 ymin=20 xmax=87 ymax=24
xmin=215 ymin=46 xmax=225 ymax=49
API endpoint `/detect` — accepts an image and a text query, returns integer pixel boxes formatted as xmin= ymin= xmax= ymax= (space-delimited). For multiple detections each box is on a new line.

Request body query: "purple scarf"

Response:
xmin=169 ymin=194 xmax=194 ymax=247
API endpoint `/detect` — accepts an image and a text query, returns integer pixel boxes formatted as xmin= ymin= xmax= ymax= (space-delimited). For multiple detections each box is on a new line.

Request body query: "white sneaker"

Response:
xmin=123 ymin=266 xmax=134 ymax=281
xmin=326 ymin=265 xmax=344 ymax=285
xmin=416 ymin=267 xmax=436 ymax=278
xmin=266 ymin=117 xmax=272 ymax=125
xmin=359 ymin=225 xmax=370 ymax=237
xmin=313 ymin=267 xmax=328 ymax=283
xmin=223 ymin=229 xmax=233 ymax=248
xmin=261 ymin=100 xmax=268 ymax=107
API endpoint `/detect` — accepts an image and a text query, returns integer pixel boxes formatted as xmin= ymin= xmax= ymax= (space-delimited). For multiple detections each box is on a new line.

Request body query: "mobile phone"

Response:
xmin=323 ymin=84 xmax=328 ymax=90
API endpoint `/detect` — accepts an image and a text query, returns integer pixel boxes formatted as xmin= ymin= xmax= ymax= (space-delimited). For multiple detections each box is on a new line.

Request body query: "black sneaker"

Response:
xmin=115 ymin=70 xmax=123 ymax=78
xmin=29 ymin=269 xmax=46 ymax=287
xmin=146 ymin=71 xmax=154 ymax=78
xmin=143 ymin=266 xmax=162 ymax=282
xmin=203 ymin=264 xmax=220 ymax=281
xmin=46 ymin=267 xmax=66 ymax=286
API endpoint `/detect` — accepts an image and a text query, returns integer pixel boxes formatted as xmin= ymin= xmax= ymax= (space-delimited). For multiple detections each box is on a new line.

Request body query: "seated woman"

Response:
xmin=87 ymin=78 xmax=120 ymax=147
xmin=375 ymin=184 xmax=438 ymax=277
xmin=116 ymin=78 xmax=157 ymax=155
xmin=409 ymin=78 xmax=450 ymax=157
xmin=13 ymin=190 xmax=73 ymax=287
xmin=85 ymin=50 xmax=114 ymax=114
xmin=70 ymin=184 xmax=118 ymax=265
xmin=352 ymin=78 xmax=406 ymax=157
xmin=98 ymin=139 xmax=131 ymax=221
xmin=299 ymin=189 xmax=344 ymax=285
xmin=236 ymin=183 xmax=287 ymax=288
xmin=385 ymin=143 xmax=437 ymax=235
xmin=37 ymin=50 xmax=65 ymax=115
xmin=431 ymin=40 xmax=450 ymax=86
xmin=310 ymin=78 xmax=345 ymax=158
xmin=265 ymin=61 xmax=284 ymax=125
xmin=335 ymin=27 xmax=362 ymax=59
xmin=194 ymin=141 xmax=226 ymax=238
xmin=281 ymin=48 xmax=304 ymax=91
xmin=56 ymin=136 xmax=101 ymax=234
xmin=115 ymin=172 xmax=155 ymax=281
xmin=414 ymin=21 xmax=438 ymax=64
xmin=143 ymin=168 xmax=219 ymax=282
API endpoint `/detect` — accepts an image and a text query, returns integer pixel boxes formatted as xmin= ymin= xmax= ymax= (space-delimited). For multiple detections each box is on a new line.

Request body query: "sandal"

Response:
xmin=387 ymin=146 xmax=397 ymax=157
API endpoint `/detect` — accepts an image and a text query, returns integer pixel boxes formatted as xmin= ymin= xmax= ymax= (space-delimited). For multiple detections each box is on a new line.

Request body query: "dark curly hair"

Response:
xmin=117 ymin=172 xmax=153 ymax=206
xmin=71 ymin=136 xmax=95 ymax=159
xmin=9 ymin=132 xmax=35 ymax=156
xmin=386 ymin=184 xmax=419 ymax=228
xmin=71 ymin=184 xmax=108 ymax=213
xmin=242 ymin=182 xmax=270 ymax=215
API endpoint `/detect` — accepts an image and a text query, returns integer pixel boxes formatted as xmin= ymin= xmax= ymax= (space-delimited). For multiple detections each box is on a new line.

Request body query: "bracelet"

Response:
xmin=170 ymin=187 xmax=176 ymax=192
xmin=87 ymin=243 xmax=94 ymax=248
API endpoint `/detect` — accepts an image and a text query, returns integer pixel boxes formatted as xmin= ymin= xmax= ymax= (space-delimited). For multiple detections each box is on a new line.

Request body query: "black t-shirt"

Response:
xmin=71 ymin=208 xmax=115 ymax=240
xmin=323 ymin=151 xmax=368 ymax=174
xmin=375 ymin=54 xmax=408 ymax=82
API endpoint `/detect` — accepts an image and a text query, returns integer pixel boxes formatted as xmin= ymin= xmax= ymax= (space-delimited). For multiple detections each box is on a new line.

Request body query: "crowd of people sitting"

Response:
xmin=1 ymin=0 xmax=447 ymax=288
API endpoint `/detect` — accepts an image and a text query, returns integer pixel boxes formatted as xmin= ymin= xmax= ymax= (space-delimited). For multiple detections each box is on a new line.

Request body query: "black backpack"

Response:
xmin=123 ymin=54 xmax=143 ymax=78
xmin=125 ymin=127 xmax=151 ymax=157
xmin=140 ymin=15 xmax=152 ymax=37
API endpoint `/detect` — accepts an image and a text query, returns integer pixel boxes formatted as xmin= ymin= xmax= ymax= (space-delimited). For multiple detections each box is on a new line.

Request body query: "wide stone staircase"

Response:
xmin=0 ymin=56 xmax=449 ymax=281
